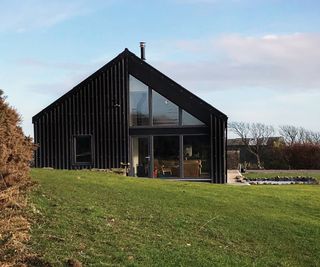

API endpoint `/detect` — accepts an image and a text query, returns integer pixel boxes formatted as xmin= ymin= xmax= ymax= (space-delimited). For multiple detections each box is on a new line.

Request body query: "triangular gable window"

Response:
xmin=182 ymin=110 xmax=204 ymax=126
xmin=152 ymin=90 xmax=179 ymax=125
xmin=129 ymin=75 xmax=205 ymax=127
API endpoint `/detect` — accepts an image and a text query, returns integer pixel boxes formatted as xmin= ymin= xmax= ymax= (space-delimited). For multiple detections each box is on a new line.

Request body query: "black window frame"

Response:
xmin=73 ymin=134 xmax=93 ymax=165
xmin=129 ymin=74 xmax=206 ymax=129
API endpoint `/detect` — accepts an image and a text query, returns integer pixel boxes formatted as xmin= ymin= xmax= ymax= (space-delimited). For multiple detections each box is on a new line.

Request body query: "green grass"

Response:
xmin=28 ymin=169 xmax=320 ymax=266
xmin=245 ymin=171 xmax=320 ymax=181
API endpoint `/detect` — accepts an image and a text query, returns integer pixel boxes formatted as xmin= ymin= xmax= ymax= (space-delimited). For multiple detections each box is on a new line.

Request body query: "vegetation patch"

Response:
xmin=0 ymin=181 xmax=38 ymax=266
xmin=0 ymin=91 xmax=35 ymax=266
xmin=29 ymin=169 xmax=320 ymax=266
xmin=244 ymin=176 xmax=318 ymax=185
xmin=245 ymin=171 xmax=320 ymax=182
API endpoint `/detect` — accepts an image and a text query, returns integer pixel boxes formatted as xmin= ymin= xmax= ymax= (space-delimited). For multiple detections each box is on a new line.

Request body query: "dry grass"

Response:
xmin=0 ymin=181 xmax=54 ymax=267
xmin=0 ymin=182 xmax=32 ymax=266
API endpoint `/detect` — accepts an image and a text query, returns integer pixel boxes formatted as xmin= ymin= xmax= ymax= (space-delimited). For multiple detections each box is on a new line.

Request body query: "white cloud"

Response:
xmin=151 ymin=33 xmax=320 ymax=92
xmin=147 ymin=33 xmax=320 ymax=131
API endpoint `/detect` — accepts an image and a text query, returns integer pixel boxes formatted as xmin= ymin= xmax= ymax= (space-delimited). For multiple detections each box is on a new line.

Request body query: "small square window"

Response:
xmin=74 ymin=135 xmax=92 ymax=163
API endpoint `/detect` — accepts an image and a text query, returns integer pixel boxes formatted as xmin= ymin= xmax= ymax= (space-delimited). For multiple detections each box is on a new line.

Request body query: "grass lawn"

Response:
xmin=28 ymin=169 xmax=320 ymax=266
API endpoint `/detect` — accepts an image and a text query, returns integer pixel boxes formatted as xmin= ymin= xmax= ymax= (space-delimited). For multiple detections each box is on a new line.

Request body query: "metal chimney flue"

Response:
xmin=140 ymin=41 xmax=146 ymax=60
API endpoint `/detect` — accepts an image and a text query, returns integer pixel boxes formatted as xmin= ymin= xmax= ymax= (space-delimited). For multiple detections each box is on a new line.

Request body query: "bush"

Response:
xmin=285 ymin=144 xmax=320 ymax=169
xmin=0 ymin=95 xmax=34 ymax=188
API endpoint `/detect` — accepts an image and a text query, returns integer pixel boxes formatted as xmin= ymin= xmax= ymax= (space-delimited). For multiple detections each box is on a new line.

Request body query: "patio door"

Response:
xmin=131 ymin=137 xmax=150 ymax=177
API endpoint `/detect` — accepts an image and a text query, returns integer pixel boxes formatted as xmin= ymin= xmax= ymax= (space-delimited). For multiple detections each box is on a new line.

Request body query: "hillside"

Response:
xmin=28 ymin=169 xmax=320 ymax=266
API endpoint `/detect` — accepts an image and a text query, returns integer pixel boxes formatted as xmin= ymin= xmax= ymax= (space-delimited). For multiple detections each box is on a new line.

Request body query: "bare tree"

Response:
xmin=310 ymin=131 xmax=320 ymax=144
xmin=279 ymin=125 xmax=299 ymax=145
xmin=280 ymin=125 xmax=320 ymax=145
xmin=229 ymin=122 xmax=274 ymax=169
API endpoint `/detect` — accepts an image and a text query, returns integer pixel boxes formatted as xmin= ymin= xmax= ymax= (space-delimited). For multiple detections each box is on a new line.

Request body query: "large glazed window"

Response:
xmin=154 ymin=136 xmax=180 ymax=178
xmin=182 ymin=110 xmax=204 ymax=126
xmin=74 ymin=135 xmax=92 ymax=163
xmin=152 ymin=90 xmax=178 ymax=125
xmin=183 ymin=135 xmax=210 ymax=178
xmin=129 ymin=75 xmax=149 ymax=126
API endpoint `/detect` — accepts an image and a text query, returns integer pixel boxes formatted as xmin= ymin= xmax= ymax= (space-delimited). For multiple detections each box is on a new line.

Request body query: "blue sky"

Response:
xmin=1 ymin=0 xmax=320 ymax=137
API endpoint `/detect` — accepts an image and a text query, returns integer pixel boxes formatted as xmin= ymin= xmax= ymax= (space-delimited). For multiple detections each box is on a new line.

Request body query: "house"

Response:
xmin=32 ymin=44 xmax=228 ymax=183
xmin=227 ymin=137 xmax=285 ymax=169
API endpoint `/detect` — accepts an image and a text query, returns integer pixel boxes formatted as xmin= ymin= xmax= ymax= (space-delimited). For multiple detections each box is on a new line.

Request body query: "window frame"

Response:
xmin=129 ymin=75 xmax=150 ymax=127
xmin=129 ymin=75 xmax=206 ymax=129
xmin=73 ymin=134 xmax=93 ymax=165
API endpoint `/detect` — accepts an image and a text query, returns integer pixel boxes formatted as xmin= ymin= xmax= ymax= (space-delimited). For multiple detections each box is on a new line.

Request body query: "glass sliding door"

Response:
xmin=183 ymin=135 xmax=210 ymax=178
xmin=131 ymin=137 xmax=150 ymax=177
xmin=153 ymin=136 xmax=180 ymax=178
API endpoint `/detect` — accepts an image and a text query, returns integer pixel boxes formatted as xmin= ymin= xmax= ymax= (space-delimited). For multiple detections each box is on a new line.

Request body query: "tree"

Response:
xmin=279 ymin=125 xmax=299 ymax=145
xmin=280 ymin=125 xmax=320 ymax=145
xmin=229 ymin=122 xmax=274 ymax=169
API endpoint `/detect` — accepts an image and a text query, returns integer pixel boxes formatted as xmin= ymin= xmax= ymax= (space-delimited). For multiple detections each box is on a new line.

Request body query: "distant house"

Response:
xmin=227 ymin=137 xmax=284 ymax=168
xmin=32 ymin=44 xmax=228 ymax=183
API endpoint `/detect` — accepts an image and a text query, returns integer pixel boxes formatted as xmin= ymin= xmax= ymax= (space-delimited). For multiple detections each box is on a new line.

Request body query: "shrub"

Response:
xmin=285 ymin=144 xmax=320 ymax=169
xmin=0 ymin=95 xmax=34 ymax=188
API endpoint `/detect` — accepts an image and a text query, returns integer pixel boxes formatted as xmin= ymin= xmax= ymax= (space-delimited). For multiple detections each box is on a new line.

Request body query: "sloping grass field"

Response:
xmin=28 ymin=169 xmax=320 ymax=266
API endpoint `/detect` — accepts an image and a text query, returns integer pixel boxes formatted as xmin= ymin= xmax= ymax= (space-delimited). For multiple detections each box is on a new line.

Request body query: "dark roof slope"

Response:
xmin=33 ymin=49 xmax=227 ymax=123
xmin=126 ymin=49 xmax=227 ymax=120
xmin=32 ymin=49 xmax=127 ymax=122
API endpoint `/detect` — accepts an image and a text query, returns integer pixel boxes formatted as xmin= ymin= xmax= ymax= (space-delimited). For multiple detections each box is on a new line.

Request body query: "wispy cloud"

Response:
xmin=0 ymin=0 xmax=94 ymax=32
xmin=16 ymin=58 xmax=92 ymax=71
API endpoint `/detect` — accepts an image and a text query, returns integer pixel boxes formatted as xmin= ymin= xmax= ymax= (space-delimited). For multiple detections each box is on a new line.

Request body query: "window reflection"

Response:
xmin=152 ymin=90 xmax=178 ymax=125
xmin=74 ymin=135 xmax=92 ymax=163
xmin=154 ymin=136 xmax=179 ymax=178
xmin=182 ymin=110 xmax=204 ymax=126
xmin=129 ymin=75 xmax=149 ymax=126
xmin=183 ymin=135 xmax=210 ymax=178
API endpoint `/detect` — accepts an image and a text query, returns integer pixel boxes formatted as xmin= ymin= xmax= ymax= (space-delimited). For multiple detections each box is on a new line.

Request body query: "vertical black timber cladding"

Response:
xmin=33 ymin=56 xmax=129 ymax=169
xmin=99 ymin=75 xmax=104 ymax=168
xmin=218 ymin=118 xmax=224 ymax=184
xmin=223 ymin=119 xmax=227 ymax=183
xmin=217 ymin=118 xmax=224 ymax=184
xmin=106 ymin=68 xmax=111 ymax=167
xmin=210 ymin=114 xmax=214 ymax=183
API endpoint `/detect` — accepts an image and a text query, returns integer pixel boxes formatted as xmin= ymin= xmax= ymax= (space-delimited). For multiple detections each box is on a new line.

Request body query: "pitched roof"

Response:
xmin=33 ymin=49 xmax=227 ymax=123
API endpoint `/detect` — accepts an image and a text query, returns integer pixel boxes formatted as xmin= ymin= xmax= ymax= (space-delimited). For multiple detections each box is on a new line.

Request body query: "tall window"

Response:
xmin=154 ymin=136 xmax=180 ymax=178
xmin=152 ymin=90 xmax=178 ymax=125
xmin=183 ymin=135 xmax=210 ymax=178
xmin=74 ymin=135 xmax=92 ymax=163
xmin=129 ymin=75 xmax=149 ymax=126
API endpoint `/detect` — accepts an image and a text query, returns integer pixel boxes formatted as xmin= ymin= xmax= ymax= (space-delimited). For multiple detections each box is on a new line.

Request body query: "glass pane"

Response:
xmin=152 ymin=90 xmax=178 ymax=125
xmin=182 ymin=110 xmax=204 ymax=126
xmin=75 ymin=136 xmax=92 ymax=163
xmin=154 ymin=136 xmax=180 ymax=178
xmin=132 ymin=137 xmax=149 ymax=177
xmin=129 ymin=75 xmax=149 ymax=126
xmin=183 ymin=135 xmax=210 ymax=178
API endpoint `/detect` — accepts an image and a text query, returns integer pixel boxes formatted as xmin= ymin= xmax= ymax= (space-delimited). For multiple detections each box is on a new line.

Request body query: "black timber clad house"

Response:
xmin=32 ymin=47 xmax=228 ymax=183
